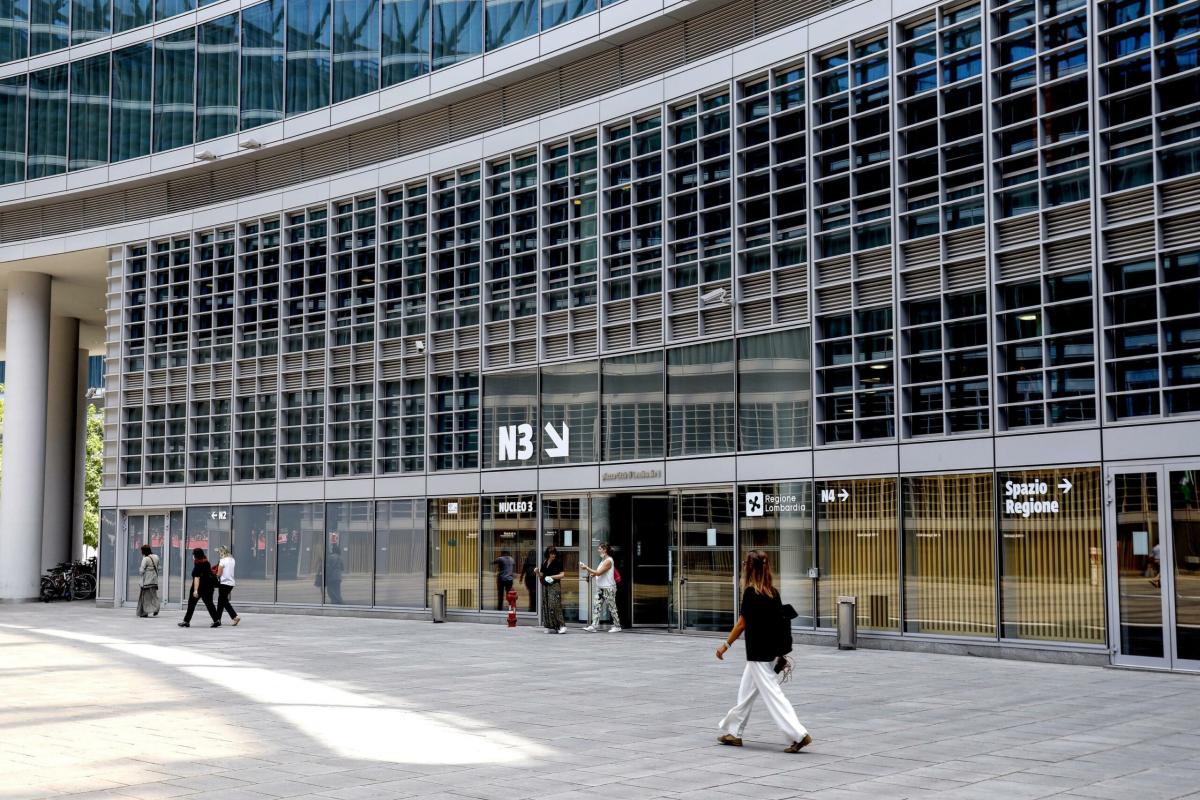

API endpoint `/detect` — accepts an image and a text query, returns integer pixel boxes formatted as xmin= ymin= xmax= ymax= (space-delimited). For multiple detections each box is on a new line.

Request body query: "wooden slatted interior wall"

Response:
xmin=428 ymin=497 xmax=480 ymax=610
xmin=819 ymin=478 xmax=899 ymax=630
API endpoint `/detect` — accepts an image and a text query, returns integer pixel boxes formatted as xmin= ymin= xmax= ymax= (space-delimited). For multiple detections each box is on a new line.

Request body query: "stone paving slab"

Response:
xmin=1 ymin=604 xmax=1199 ymax=800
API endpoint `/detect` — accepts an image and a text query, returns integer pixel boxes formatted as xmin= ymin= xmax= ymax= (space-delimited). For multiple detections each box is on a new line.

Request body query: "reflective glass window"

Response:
xmin=485 ymin=0 xmax=535 ymax=50
xmin=27 ymin=65 xmax=68 ymax=179
xmin=232 ymin=504 xmax=276 ymax=603
xmin=482 ymin=495 xmax=537 ymax=611
xmin=98 ymin=509 xmax=117 ymax=599
xmin=481 ymin=368 xmax=537 ymax=469
xmin=428 ymin=496 xmax=480 ymax=610
xmin=0 ymin=0 xmax=29 ymax=62
xmin=541 ymin=0 xmax=593 ymax=29
xmin=382 ymin=0 xmax=429 ymax=85
xmin=111 ymin=43 xmax=152 ymax=163
xmin=71 ymin=0 xmax=109 ymax=43
xmin=287 ymin=0 xmax=332 ymax=115
xmin=154 ymin=0 xmax=192 ymax=19
xmin=241 ymin=0 xmax=285 ymax=130
xmin=738 ymin=328 xmax=812 ymax=451
xmin=668 ymin=340 xmax=735 ymax=456
xmin=113 ymin=0 xmax=151 ymax=33
xmin=277 ymin=502 xmax=324 ymax=604
xmin=182 ymin=508 xmax=231 ymax=603
xmin=68 ymin=54 xmax=109 ymax=171
xmin=375 ymin=499 xmax=426 ymax=607
xmin=29 ymin=0 xmax=68 ymax=55
xmin=817 ymin=477 xmax=899 ymax=630
xmin=602 ymin=350 xmax=664 ymax=461
xmin=431 ymin=0 xmax=481 ymax=71
xmin=739 ymin=482 xmax=814 ymax=626
xmin=197 ymin=13 xmax=239 ymax=142
xmin=0 ymin=76 xmax=26 ymax=184
xmin=333 ymin=0 xmax=379 ymax=103
xmin=153 ymin=29 xmax=196 ymax=152
xmin=999 ymin=466 xmax=1103 ymax=643
xmin=325 ymin=500 xmax=372 ymax=606
xmin=541 ymin=360 xmax=597 ymax=465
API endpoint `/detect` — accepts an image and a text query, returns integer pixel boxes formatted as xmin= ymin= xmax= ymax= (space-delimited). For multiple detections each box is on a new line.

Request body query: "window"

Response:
xmin=481 ymin=369 xmax=537 ymax=468
xmin=817 ymin=477 xmax=899 ymax=630
xmin=541 ymin=360 xmax=598 ymax=464
xmin=153 ymin=29 xmax=195 ymax=152
xmin=542 ymin=0 xmax=594 ymax=29
xmin=241 ymin=0 xmax=285 ymax=130
xmin=428 ymin=496 xmax=479 ymax=610
xmin=482 ymin=495 xmax=536 ymax=611
xmin=276 ymin=502 xmax=324 ymax=604
xmin=485 ymin=0 xmax=535 ymax=49
xmin=382 ymin=0 xmax=430 ymax=85
xmin=738 ymin=328 xmax=812 ymax=450
xmin=0 ymin=76 xmax=26 ymax=184
xmin=232 ymin=505 xmax=276 ymax=603
xmin=325 ymin=501 xmax=372 ymax=606
xmin=432 ymin=0 xmax=481 ymax=70
xmin=739 ymin=482 xmax=815 ymax=626
xmin=375 ymin=499 xmax=426 ymax=607
xmin=602 ymin=350 xmax=663 ymax=461
xmin=286 ymin=0 xmax=332 ymax=115
xmin=197 ymin=14 xmax=239 ymax=142
xmin=27 ymin=65 xmax=67 ymax=179
xmin=333 ymin=0 xmax=380 ymax=103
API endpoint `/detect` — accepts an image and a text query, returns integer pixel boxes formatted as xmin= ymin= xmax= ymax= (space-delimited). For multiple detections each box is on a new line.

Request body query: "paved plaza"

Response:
xmin=2 ymin=605 xmax=1199 ymax=800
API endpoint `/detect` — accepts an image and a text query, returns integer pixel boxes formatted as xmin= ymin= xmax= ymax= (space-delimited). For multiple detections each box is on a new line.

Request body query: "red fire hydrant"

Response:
xmin=506 ymin=588 xmax=519 ymax=628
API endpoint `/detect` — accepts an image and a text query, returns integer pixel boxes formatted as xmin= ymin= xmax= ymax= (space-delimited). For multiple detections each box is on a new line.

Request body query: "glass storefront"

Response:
xmin=676 ymin=489 xmax=735 ymax=631
xmin=326 ymin=500 xmax=372 ymax=606
xmin=277 ymin=502 xmax=323 ymax=604
xmin=428 ymin=496 xmax=479 ymax=610
xmin=98 ymin=509 xmax=117 ymax=599
xmin=232 ymin=504 xmax=276 ymax=603
xmin=739 ymin=482 xmax=814 ymax=627
xmin=375 ymin=499 xmax=426 ymax=608
xmin=817 ymin=477 xmax=899 ymax=631
xmin=541 ymin=494 xmax=585 ymax=622
xmin=182 ymin=506 xmax=230 ymax=602
xmin=482 ymin=494 xmax=537 ymax=611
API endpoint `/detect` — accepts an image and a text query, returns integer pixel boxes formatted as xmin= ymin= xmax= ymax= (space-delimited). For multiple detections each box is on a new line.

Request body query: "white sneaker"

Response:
xmin=609 ymin=626 xmax=622 ymax=633
xmin=583 ymin=625 xmax=597 ymax=632
xmin=541 ymin=628 xmax=553 ymax=634
xmin=558 ymin=626 xmax=568 ymax=634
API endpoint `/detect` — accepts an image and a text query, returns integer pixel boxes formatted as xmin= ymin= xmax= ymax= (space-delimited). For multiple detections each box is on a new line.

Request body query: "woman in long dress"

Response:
xmin=136 ymin=545 xmax=161 ymax=618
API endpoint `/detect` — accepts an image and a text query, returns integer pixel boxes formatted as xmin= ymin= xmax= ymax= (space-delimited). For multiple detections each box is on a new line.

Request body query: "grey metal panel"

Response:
xmin=374 ymin=476 xmax=427 ymax=498
xmin=324 ymin=479 xmax=375 ymax=500
xmin=116 ymin=489 xmax=142 ymax=507
xmin=898 ymin=438 xmax=994 ymax=475
xmin=427 ymin=472 xmax=482 ymax=496
xmin=538 ymin=465 xmax=601 ymax=491
xmin=1102 ymin=421 xmax=1200 ymax=463
xmin=276 ymin=481 xmax=326 ymax=502
xmin=139 ymin=488 xmax=185 ymax=506
xmin=814 ymin=445 xmax=899 ymax=477
xmin=666 ymin=456 xmax=736 ymax=485
xmin=599 ymin=461 xmax=667 ymax=488
xmin=993 ymin=429 xmax=1102 ymax=468
xmin=231 ymin=482 xmax=278 ymax=503
xmin=185 ymin=485 xmax=233 ymax=504
xmin=481 ymin=469 xmax=539 ymax=494
xmin=99 ymin=490 xmax=118 ymax=507
xmin=736 ymin=451 xmax=812 ymax=481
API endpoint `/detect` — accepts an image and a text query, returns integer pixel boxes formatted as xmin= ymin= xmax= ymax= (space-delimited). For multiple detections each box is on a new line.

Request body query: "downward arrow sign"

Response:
xmin=1058 ymin=478 xmax=1073 ymax=494
xmin=544 ymin=422 xmax=569 ymax=458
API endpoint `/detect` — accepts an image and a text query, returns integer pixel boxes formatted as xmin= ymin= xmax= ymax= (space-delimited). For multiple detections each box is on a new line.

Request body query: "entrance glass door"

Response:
xmin=674 ymin=490 xmax=735 ymax=631
xmin=124 ymin=512 xmax=168 ymax=603
xmin=1107 ymin=465 xmax=1200 ymax=670
xmin=630 ymin=495 xmax=671 ymax=627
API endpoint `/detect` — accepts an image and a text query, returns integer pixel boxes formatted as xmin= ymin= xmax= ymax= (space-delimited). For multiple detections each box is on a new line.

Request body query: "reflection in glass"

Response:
xmin=1171 ymin=470 xmax=1200 ymax=660
xmin=114 ymin=0 xmax=152 ymax=33
xmin=125 ymin=514 xmax=146 ymax=602
xmin=485 ymin=0 xmax=535 ymax=50
xmin=0 ymin=76 xmax=28 ymax=183
xmin=111 ymin=44 xmax=152 ymax=162
xmin=232 ymin=504 xmax=276 ymax=603
xmin=98 ymin=509 xmax=118 ymax=599
xmin=432 ymin=0 xmax=482 ymax=71
xmin=739 ymin=482 xmax=813 ymax=627
xmin=902 ymin=473 xmax=995 ymax=637
xmin=183 ymin=507 xmax=231 ymax=602
xmin=676 ymin=491 xmax=735 ymax=631
xmin=155 ymin=0 xmax=192 ymax=19
xmin=0 ymin=1 xmax=29 ymax=62
xmin=602 ymin=350 xmax=663 ymax=461
xmin=197 ymin=14 xmax=240 ymax=141
xmin=67 ymin=54 xmax=107 ymax=168
xmin=30 ymin=0 xmax=68 ymax=56
xmin=541 ymin=360 xmax=597 ymax=464
xmin=241 ymin=0 xmax=285 ymax=129
xmin=71 ymin=0 xmax=109 ymax=43
xmin=542 ymin=494 xmax=584 ymax=621
xmin=738 ymin=328 xmax=812 ymax=450
xmin=999 ymin=467 xmax=1103 ymax=643
xmin=482 ymin=495 xmax=536 ymax=611
xmin=287 ymin=0 xmax=332 ymax=115
xmin=481 ymin=369 xmax=537 ymax=469
xmin=428 ymin=496 xmax=479 ymax=609
xmin=276 ymin=502 xmax=324 ymax=603
xmin=27 ymin=65 xmax=68 ymax=179
xmin=382 ymin=0 xmax=430 ymax=86
xmin=668 ymin=341 xmax=735 ymax=456
xmin=153 ymin=29 xmax=196 ymax=152
xmin=818 ymin=477 xmax=899 ymax=630
xmin=333 ymin=0 xmax=380 ymax=103
xmin=325 ymin=500 xmax=372 ymax=605
xmin=542 ymin=0 xmax=593 ymax=29
xmin=375 ymin=499 xmax=426 ymax=607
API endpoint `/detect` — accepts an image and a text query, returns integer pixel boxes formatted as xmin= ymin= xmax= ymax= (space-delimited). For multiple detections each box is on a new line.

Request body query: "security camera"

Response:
xmin=195 ymin=150 xmax=218 ymax=161
xmin=700 ymin=287 xmax=728 ymax=305
xmin=414 ymin=339 xmax=425 ymax=352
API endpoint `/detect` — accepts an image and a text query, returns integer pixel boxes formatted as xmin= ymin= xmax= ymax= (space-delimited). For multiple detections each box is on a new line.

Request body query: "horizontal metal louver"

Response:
xmin=431 ymin=331 xmax=455 ymax=351
xmin=169 ymin=385 xmax=186 ymax=401
xmin=775 ymin=292 xmax=806 ymax=324
xmin=570 ymin=329 xmax=597 ymax=356
xmin=1162 ymin=215 xmax=1200 ymax=248
xmin=757 ymin=0 xmax=837 ymax=30
xmin=213 ymin=363 xmax=232 ymax=380
xmin=1 ymin=207 xmax=40 ymax=240
xmin=995 ymin=216 xmax=1040 ymax=249
xmin=400 ymin=108 xmax=450 ymax=153
xmin=124 ymin=389 xmax=143 ymax=405
xmin=380 ymin=359 xmax=403 ymax=379
xmin=816 ymin=256 xmax=851 ymax=286
xmin=304 ymin=369 xmax=323 ymax=386
xmin=1045 ymin=238 xmax=1091 ymax=271
xmin=1161 ymin=174 xmax=1200 ymax=212
xmin=484 ymin=344 xmax=508 ymax=368
xmin=633 ymin=318 xmax=662 ymax=346
xmin=236 ymin=378 xmax=255 ymax=394
xmin=605 ymin=300 xmax=632 ymax=323
xmin=544 ymin=312 xmax=569 ymax=333
xmin=817 ymin=284 xmax=852 ymax=313
xmin=149 ymin=387 xmax=167 ymax=402
xmin=302 ymin=139 xmax=351 ymax=181
xmin=234 ymin=360 xmax=254 ymax=377
xmin=148 ymin=371 xmax=167 ymax=387
xmin=283 ymin=371 xmax=302 ymax=389
xmin=380 ymin=340 xmax=403 ymax=358
xmin=945 ymin=259 xmax=986 ymax=291
xmin=740 ymin=298 xmax=772 ymax=330
xmin=1103 ymin=223 xmax=1154 ymax=260
xmin=621 ymin=25 xmax=686 ymax=85
xmin=83 ymin=195 xmax=126 ymax=228
xmin=450 ymin=91 xmax=503 ymax=140
xmin=513 ymin=339 xmax=538 ymax=363
xmin=192 ymin=384 xmax=211 ymax=399
xmin=701 ymin=307 xmax=732 ymax=336
xmin=633 ymin=295 xmax=661 ymax=318
xmin=402 ymin=356 xmax=423 ymax=376
xmin=257 ymin=152 xmax=303 ymax=191
xmin=856 ymin=277 xmax=892 ymax=306
xmin=352 ymin=364 xmax=373 ymax=382
xmin=740 ymin=272 xmax=771 ymax=299
xmin=604 ymin=325 xmax=632 ymax=351
xmin=901 ymin=238 xmax=939 ymax=268
xmin=542 ymin=334 xmax=569 ymax=359
xmin=330 ymin=366 xmax=351 ymax=384
xmin=513 ymin=316 xmax=537 ymax=338
xmin=687 ymin=0 xmax=754 ymax=61
xmin=560 ymin=50 xmax=621 ymax=107
xmin=503 ymin=72 xmax=559 ymax=122
xmin=306 ymin=351 xmax=326 ymax=368
xmin=997 ymin=247 xmax=1040 ymax=280
xmin=283 ymin=353 xmax=302 ymax=371
xmin=902 ymin=266 xmax=940 ymax=299
xmin=259 ymin=375 xmax=277 ymax=392
xmin=349 ymin=124 xmax=400 ymax=169
xmin=166 ymin=173 xmax=211 ymax=214
xmin=211 ymin=164 xmax=257 ymax=204
xmin=670 ymin=288 xmax=698 ymax=312
xmin=571 ymin=305 xmax=596 ymax=327
xmin=432 ymin=352 xmax=454 ymax=371
xmin=1103 ymin=186 xmax=1154 ymax=225
xmin=212 ymin=381 xmax=231 ymax=397
xmin=1044 ymin=203 xmax=1090 ymax=237
xmin=330 ymin=347 xmax=351 ymax=366
xmin=124 ymin=373 xmax=144 ymax=389
xmin=945 ymin=228 xmax=985 ymax=260
xmin=855 ymin=249 xmax=890 ymax=276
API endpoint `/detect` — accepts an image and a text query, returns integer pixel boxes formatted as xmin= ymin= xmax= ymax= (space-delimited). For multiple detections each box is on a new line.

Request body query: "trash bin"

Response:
xmin=431 ymin=590 xmax=447 ymax=623
xmin=837 ymin=595 xmax=857 ymax=650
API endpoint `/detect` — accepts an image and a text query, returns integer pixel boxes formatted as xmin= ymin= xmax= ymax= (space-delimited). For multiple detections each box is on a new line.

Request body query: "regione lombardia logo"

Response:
xmin=745 ymin=492 xmax=764 ymax=517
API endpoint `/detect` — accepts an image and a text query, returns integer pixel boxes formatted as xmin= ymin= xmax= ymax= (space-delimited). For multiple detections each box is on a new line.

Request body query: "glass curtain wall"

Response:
xmin=68 ymin=54 xmax=109 ymax=170
xmin=182 ymin=507 xmax=231 ymax=601
xmin=70 ymin=0 xmax=109 ymax=43
xmin=241 ymin=0 xmax=285 ymax=130
xmin=381 ymin=0 xmax=430 ymax=85
xmin=0 ymin=0 xmax=29 ymax=62
xmin=232 ymin=504 xmax=276 ymax=603
xmin=999 ymin=466 xmax=1103 ymax=643
xmin=738 ymin=328 xmax=812 ymax=450
xmin=431 ymin=0 xmax=481 ymax=70
xmin=428 ymin=495 xmax=479 ymax=609
xmin=375 ymin=498 xmax=426 ymax=606
xmin=817 ymin=477 xmax=899 ymax=630
xmin=333 ymin=0 xmax=380 ymax=103
xmin=902 ymin=473 xmax=995 ymax=637
xmin=113 ymin=0 xmax=152 ymax=33
xmin=542 ymin=0 xmax=593 ymax=29
xmin=277 ymin=502 xmax=324 ymax=603
xmin=541 ymin=494 xmax=583 ymax=621
xmin=27 ymin=65 xmax=67 ymax=179
xmin=482 ymin=494 xmax=536 ymax=611
xmin=197 ymin=14 xmax=240 ymax=141
xmin=601 ymin=351 xmax=663 ymax=461
xmin=286 ymin=0 xmax=332 ymax=115
xmin=111 ymin=44 xmax=152 ymax=163
xmin=540 ymin=360 xmax=597 ymax=464
xmin=325 ymin=500 xmax=372 ymax=605
xmin=153 ymin=29 xmax=195 ymax=152
xmin=667 ymin=340 xmax=735 ymax=456
xmin=739 ymin=482 xmax=814 ymax=626
xmin=97 ymin=510 xmax=118 ymax=599
xmin=29 ymin=0 xmax=68 ymax=56
xmin=481 ymin=368 xmax=537 ymax=469
xmin=0 ymin=76 xmax=27 ymax=183
xmin=485 ymin=0 xmax=535 ymax=50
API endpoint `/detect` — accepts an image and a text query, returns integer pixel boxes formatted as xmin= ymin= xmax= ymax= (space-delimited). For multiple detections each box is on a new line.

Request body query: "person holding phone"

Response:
xmin=535 ymin=545 xmax=566 ymax=634
xmin=581 ymin=542 xmax=621 ymax=632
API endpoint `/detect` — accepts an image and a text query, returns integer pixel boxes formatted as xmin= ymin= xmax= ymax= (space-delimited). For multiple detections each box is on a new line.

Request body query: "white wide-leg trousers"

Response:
xmin=718 ymin=661 xmax=808 ymax=743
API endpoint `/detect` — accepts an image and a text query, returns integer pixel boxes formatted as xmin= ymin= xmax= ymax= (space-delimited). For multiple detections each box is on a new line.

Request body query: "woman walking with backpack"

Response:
xmin=581 ymin=542 xmax=621 ymax=632
xmin=715 ymin=550 xmax=812 ymax=753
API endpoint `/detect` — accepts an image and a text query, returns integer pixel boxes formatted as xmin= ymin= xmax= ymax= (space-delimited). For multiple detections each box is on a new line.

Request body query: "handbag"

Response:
xmin=612 ymin=563 xmax=621 ymax=585
xmin=777 ymin=601 xmax=796 ymax=657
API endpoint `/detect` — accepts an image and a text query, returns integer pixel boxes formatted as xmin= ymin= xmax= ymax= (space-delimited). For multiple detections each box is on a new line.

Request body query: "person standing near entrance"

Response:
xmin=715 ymin=550 xmax=812 ymax=753
xmin=493 ymin=550 xmax=515 ymax=610
xmin=136 ymin=545 xmax=161 ymax=618
xmin=215 ymin=546 xmax=241 ymax=626
xmin=535 ymin=545 xmax=566 ymax=633
xmin=520 ymin=549 xmax=538 ymax=612
xmin=178 ymin=548 xmax=220 ymax=628
xmin=581 ymin=542 xmax=621 ymax=632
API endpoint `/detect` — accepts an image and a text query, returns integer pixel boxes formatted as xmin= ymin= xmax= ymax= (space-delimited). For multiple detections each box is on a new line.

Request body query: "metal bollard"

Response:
xmin=431 ymin=590 xmax=447 ymax=623
xmin=837 ymin=595 xmax=857 ymax=650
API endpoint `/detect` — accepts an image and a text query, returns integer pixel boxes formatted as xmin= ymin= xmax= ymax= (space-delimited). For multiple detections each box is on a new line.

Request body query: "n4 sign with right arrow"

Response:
xmin=820 ymin=487 xmax=851 ymax=503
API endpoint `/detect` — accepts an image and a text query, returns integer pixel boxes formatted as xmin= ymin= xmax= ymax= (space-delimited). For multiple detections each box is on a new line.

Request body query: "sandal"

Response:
xmin=717 ymin=734 xmax=743 ymax=747
xmin=784 ymin=734 xmax=813 ymax=753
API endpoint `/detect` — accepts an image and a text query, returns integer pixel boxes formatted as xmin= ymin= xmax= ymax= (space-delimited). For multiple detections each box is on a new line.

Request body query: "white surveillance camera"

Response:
xmin=700 ymin=287 xmax=728 ymax=305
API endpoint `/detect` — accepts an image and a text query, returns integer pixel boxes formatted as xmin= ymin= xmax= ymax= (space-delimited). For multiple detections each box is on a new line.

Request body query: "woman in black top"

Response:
xmin=534 ymin=546 xmax=566 ymax=633
xmin=178 ymin=548 xmax=220 ymax=628
xmin=715 ymin=550 xmax=812 ymax=752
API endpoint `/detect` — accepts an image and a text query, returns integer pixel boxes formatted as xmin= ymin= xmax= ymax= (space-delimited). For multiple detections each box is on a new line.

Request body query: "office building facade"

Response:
xmin=0 ymin=0 xmax=1198 ymax=669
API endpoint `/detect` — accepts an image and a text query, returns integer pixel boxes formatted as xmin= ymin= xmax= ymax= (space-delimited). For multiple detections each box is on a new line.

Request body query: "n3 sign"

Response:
xmin=497 ymin=422 xmax=570 ymax=461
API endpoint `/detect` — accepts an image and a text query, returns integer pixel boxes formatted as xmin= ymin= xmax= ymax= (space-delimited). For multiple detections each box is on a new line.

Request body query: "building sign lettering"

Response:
xmin=496 ymin=500 xmax=533 ymax=514
xmin=1003 ymin=477 xmax=1073 ymax=517
xmin=601 ymin=468 xmax=662 ymax=481
xmin=745 ymin=492 xmax=807 ymax=517
xmin=497 ymin=422 xmax=570 ymax=461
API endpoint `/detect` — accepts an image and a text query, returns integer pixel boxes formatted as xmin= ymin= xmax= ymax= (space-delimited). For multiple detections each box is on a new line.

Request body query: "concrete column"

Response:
xmin=42 ymin=316 xmax=81 ymax=569
xmin=71 ymin=349 xmax=88 ymax=560
xmin=0 ymin=272 xmax=52 ymax=601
